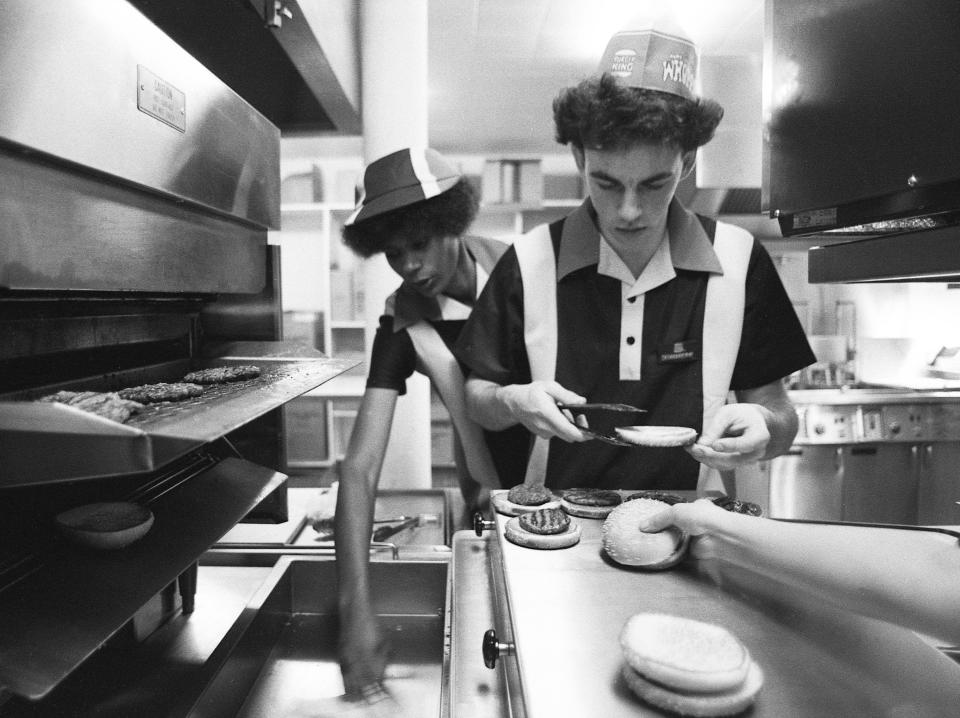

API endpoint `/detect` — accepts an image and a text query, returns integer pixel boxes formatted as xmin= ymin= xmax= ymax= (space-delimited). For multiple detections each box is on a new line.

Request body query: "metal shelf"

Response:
xmin=0 ymin=456 xmax=286 ymax=701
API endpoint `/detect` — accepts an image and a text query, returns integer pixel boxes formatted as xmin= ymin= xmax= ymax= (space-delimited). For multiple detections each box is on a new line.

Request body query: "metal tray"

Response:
xmin=188 ymin=557 xmax=448 ymax=718
xmin=478 ymin=498 xmax=960 ymax=717
xmin=0 ymin=344 xmax=355 ymax=487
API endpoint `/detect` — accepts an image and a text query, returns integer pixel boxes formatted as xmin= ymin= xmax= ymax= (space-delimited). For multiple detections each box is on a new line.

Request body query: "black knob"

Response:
xmin=482 ymin=628 xmax=514 ymax=669
xmin=473 ymin=512 xmax=494 ymax=536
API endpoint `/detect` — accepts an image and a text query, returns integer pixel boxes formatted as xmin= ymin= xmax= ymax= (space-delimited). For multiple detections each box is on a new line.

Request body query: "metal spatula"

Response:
xmin=556 ymin=403 xmax=647 ymax=446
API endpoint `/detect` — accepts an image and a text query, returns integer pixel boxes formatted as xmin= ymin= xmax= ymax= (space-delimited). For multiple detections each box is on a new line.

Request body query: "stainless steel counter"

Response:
xmin=457 ymin=502 xmax=960 ymax=717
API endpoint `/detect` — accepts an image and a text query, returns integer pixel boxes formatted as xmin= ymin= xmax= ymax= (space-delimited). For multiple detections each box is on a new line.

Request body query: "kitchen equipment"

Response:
xmin=0 ymin=0 xmax=356 ymax=705
xmin=557 ymin=402 xmax=647 ymax=446
xmin=764 ymin=0 xmax=960 ymax=282
xmin=451 ymin=502 xmax=960 ymax=716
xmin=187 ymin=558 xmax=446 ymax=718
xmin=765 ymin=390 xmax=960 ymax=525
xmin=371 ymin=513 xmax=440 ymax=542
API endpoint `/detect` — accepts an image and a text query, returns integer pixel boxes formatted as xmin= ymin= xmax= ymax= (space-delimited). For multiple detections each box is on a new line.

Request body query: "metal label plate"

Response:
xmin=137 ymin=65 xmax=185 ymax=132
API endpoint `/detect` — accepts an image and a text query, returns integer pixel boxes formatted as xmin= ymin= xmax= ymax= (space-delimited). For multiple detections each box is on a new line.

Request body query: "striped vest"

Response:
xmin=514 ymin=220 xmax=753 ymax=493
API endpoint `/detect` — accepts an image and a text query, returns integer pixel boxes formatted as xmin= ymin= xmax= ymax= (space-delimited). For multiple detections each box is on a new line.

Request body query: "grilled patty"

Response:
xmin=39 ymin=390 xmax=144 ymax=424
xmin=518 ymin=507 xmax=570 ymax=535
xmin=563 ymin=488 xmax=622 ymax=507
xmin=507 ymin=483 xmax=554 ymax=506
xmin=118 ymin=382 xmax=203 ymax=403
xmin=182 ymin=365 xmax=261 ymax=384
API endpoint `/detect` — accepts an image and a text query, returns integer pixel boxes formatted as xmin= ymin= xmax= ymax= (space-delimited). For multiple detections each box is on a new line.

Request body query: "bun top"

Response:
xmin=620 ymin=612 xmax=751 ymax=692
xmin=602 ymin=498 xmax=688 ymax=568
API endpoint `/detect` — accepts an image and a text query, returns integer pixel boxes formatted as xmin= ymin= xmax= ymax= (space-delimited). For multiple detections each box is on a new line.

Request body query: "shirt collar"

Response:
xmin=390 ymin=238 xmax=478 ymax=332
xmin=557 ymin=196 xmax=723 ymax=280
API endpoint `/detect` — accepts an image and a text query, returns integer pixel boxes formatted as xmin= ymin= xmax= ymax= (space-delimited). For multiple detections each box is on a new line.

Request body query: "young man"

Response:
xmin=454 ymin=28 xmax=815 ymax=493
xmin=332 ymin=147 xmax=525 ymax=699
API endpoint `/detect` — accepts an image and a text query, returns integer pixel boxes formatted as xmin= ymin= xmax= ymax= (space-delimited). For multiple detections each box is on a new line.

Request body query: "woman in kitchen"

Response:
xmin=332 ymin=147 xmax=527 ymax=702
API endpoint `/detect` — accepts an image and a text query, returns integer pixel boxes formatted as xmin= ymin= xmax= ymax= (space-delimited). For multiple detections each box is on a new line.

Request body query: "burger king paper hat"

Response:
xmin=345 ymin=147 xmax=462 ymax=226
xmin=597 ymin=28 xmax=699 ymax=100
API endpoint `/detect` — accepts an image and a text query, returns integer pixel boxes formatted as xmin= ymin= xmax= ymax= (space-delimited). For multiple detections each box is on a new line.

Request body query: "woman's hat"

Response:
xmin=597 ymin=27 xmax=699 ymax=100
xmin=345 ymin=147 xmax=462 ymax=226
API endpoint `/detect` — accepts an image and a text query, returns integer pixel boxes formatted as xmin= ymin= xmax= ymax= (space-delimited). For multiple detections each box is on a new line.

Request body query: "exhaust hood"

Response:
xmin=127 ymin=0 xmax=360 ymax=135
xmin=764 ymin=0 xmax=960 ymax=283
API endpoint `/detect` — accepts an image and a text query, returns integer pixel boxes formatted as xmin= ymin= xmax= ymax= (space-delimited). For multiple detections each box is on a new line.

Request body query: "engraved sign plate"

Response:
xmin=137 ymin=65 xmax=185 ymax=132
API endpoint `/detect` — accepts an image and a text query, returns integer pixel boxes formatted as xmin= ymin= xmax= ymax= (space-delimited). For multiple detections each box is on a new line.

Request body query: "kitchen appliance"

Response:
xmin=763 ymin=0 xmax=960 ymax=282
xmin=452 ymin=500 xmax=960 ymax=717
xmin=0 ymin=0 xmax=355 ymax=707
xmin=766 ymin=390 xmax=960 ymax=525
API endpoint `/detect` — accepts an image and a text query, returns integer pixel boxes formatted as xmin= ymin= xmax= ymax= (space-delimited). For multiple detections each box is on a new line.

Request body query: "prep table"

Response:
xmin=451 ymin=491 xmax=960 ymax=717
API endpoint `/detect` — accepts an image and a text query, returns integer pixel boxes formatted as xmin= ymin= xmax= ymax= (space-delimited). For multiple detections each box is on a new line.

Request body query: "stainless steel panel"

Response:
xmin=0 ymin=149 xmax=266 ymax=293
xmin=918 ymin=443 xmax=960 ymax=525
xmin=0 ymin=0 xmax=279 ymax=228
xmin=485 ymin=501 xmax=960 ymax=717
xmin=449 ymin=533 xmax=513 ymax=718
xmin=768 ymin=446 xmax=843 ymax=520
xmin=189 ymin=558 xmax=447 ymax=718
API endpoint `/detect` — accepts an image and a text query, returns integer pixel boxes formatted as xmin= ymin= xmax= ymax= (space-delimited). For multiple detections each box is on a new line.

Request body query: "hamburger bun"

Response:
xmin=620 ymin=613 xmax=752 ymax=692
xmin=615 ymin=425 xmax=698 ymax=447
xmin=504 ymin=516 xmax=581 ymax=550
xmin=620 ymin=659 xmax=764 ymax=717
xmin=492 ymin=488 xmax=561 ymax=517
xmin=560 ymin=488 xmax=622 ymax=519
xmin=619 ymin=613 xmax=762 ymax=716
xmin=602 ymin=498 xmax=689 ymax=569
xmin=55 ymin=502 xmax=154 ymax=550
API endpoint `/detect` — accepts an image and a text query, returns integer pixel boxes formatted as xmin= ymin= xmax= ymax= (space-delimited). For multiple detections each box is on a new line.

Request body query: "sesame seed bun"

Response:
xmin=601 ymin=498 xmax=689 ymax=569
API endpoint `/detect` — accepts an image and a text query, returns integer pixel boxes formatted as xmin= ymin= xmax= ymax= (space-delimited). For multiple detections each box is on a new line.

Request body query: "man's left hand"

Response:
xmin=685 ymin=403 xmax=771 ymax=469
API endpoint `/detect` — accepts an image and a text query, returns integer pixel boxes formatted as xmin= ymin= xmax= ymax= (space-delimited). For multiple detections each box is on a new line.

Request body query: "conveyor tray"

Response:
xmin=0 ymin=346 xmax=355 ymax=487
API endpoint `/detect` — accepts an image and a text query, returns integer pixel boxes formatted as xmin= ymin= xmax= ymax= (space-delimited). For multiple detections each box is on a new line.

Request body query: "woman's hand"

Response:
xmin=338 ymin=602 xmax=390 ymax=697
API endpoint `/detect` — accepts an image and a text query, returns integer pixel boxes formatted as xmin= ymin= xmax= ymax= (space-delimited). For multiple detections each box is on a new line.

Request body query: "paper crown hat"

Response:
xmin=597 ymin=27 xmax=699 ymax=100
xmin=345 ymin=147 xmax=462 ymax=226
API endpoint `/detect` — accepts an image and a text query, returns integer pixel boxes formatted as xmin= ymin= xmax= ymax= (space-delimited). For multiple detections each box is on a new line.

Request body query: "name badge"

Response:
xmin=658 ymin=339 xmax=699 ymax=364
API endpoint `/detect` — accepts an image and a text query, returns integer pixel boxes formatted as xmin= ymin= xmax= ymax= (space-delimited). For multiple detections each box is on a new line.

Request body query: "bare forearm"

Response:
xmin=755 ymin=399 xmax=798 ymax=459
xmin=465 ymin=377 xmax=518 ymax=430
xmin=334 ymin=389 xmax=396 ymax=612
xmin=701 ymin=510 xmax=960 ymax=645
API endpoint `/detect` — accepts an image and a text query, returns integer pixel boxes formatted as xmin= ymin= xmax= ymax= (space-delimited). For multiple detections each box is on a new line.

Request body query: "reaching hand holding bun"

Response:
xmin=602 ymin=498 xmax=689 ymax=569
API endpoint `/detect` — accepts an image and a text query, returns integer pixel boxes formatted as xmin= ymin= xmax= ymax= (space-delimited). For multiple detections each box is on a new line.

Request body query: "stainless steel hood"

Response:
xmin=808 ymin=224 xmax=960 ymax=283
xmin=764 ymin=0 xmax=960 ymax=283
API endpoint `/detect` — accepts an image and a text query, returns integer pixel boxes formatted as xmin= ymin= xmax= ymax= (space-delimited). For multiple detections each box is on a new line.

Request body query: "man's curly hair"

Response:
xmin=342 ymin=179 xmax=480 ymax=258
xmin=553 ymin=73 xmax=724 ymax=153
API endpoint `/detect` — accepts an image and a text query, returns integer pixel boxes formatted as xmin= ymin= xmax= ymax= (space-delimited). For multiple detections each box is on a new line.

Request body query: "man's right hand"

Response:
xmin=496 ymin=380 xmax=588 ymax=441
